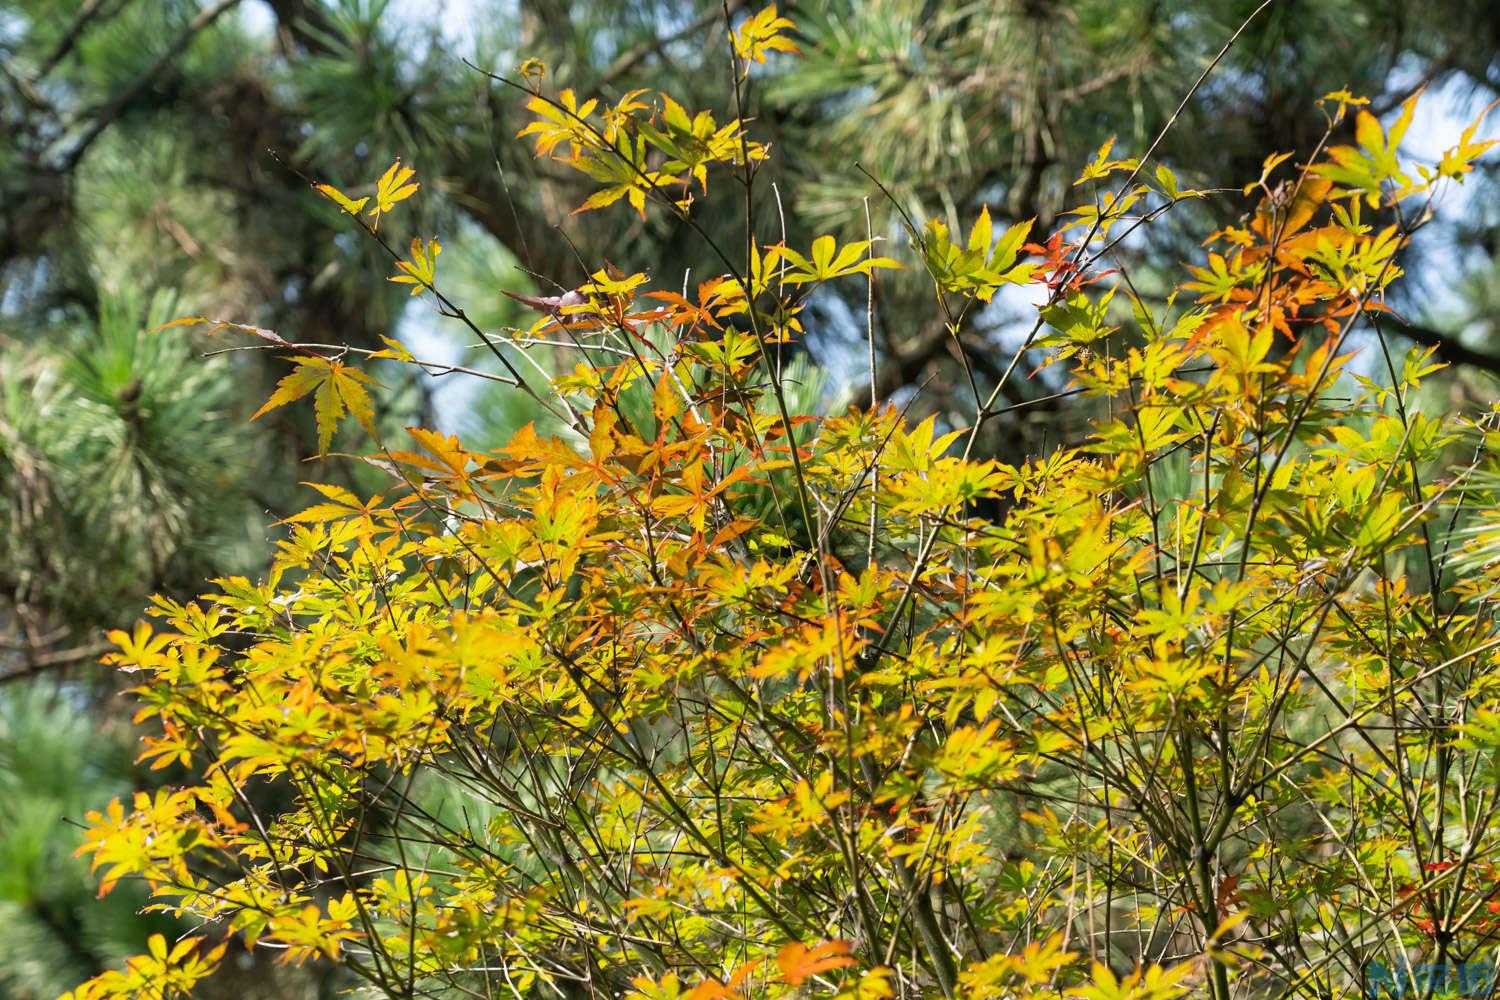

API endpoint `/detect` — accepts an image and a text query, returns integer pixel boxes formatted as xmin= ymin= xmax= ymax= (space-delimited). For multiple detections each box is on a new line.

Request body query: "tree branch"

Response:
xmin=58 ymin=0 xmax=244 ymax=171
xmin=600 ymin=0 xmax=750 ymax=86
xmin=1390 ymin=316 xmax=1500 ymax=379
xmin=31 ymin=0 xmax=131 ymax=84
xmin=0 ymin=639 xmax=112 ymax=685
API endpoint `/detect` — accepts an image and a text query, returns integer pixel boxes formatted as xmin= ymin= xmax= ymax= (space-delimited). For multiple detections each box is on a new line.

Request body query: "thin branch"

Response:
xmin=600 ymin=0 xmax=750 ymax=87
xmin=0 ymin=640 xmax=112 ymax=685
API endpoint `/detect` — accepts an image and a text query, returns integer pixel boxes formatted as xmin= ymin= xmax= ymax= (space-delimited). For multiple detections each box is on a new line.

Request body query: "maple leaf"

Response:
xmin=369 ymin=334 xmax=414 ymax=361
xmin=517 ymin=89 xmax=601 ymax=158
xmin=389 ymin=236 xmax=442 ymax=295
xmin=103 ymin=622 xmax=171 ymax=671
xmin=1075 ymin=137 xmax=1139 ymax=185
xmin=731 ymin=6 xmax=800 ymax=65
xmin=776 ymin=941 xmax=857 ymax=986
xmin=778 ymin=235 xmax=900 ymax=285
xmin=1437 ymin=99 xmax=1500 ymax=180
xmin=367 ymin=159 xmax=420 ymax=230
xmin=681 ymin=959 xmax=766 ymax=1000
xmin=280 ymin=482 xmax=385 ymax=525
xmin=516 ymin=56 xmax=547 ymax=93
xmin=252 ymin=356 xmax=380 ymax=454
xmin=314 ymin=182 xmax=370 ymax=217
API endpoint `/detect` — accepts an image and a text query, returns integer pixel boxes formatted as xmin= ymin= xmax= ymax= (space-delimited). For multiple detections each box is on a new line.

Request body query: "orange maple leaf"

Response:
xmin=776 ymin=940 xmax=857 ymax=986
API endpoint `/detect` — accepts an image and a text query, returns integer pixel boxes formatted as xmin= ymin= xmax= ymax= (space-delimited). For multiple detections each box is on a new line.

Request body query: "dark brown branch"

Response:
xmin=57 ymin=0 xmax=244 ymax=171
xmin=31 ymin=0 xmax=130 ymax=83
xmin=265 ymin=0 xmax=346 ymax=57
xmin=1053 ymin=48 xmax=1152 ymax=104
xmin=0 ymin=640 xmax=112 ymax=685
xmin=600 ymin=0 xmax=750 ymax=86
xmin=1390 ymin=316 xmax=1500 ymax=379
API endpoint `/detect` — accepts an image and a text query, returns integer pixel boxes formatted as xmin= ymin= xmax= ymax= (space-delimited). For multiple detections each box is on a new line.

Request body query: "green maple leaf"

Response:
xmin=253 ymin=356 xmax=380 ymax=454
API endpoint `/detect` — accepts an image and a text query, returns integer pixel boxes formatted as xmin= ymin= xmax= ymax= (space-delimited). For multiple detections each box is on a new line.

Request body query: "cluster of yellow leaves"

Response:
xmin=81 ymin=45 xmax=1500 ymax=1000
xmin=60 ymin=936 xmax=225 ymax=1000
xmin=518 ymin=86 xmax=766 ymax=217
